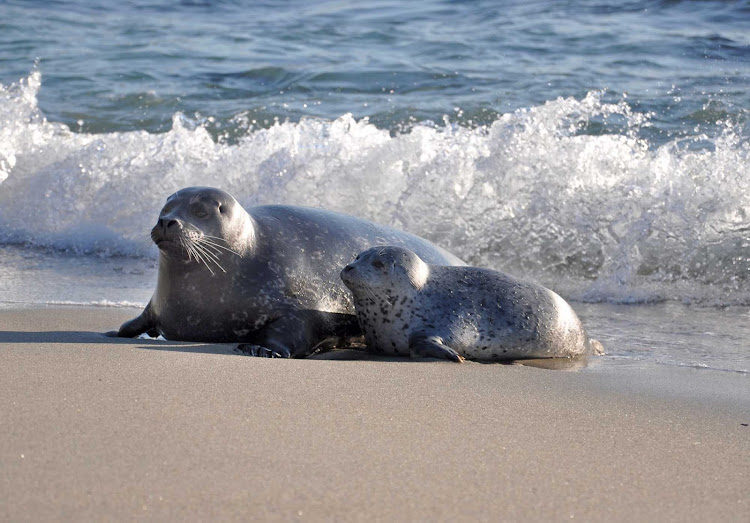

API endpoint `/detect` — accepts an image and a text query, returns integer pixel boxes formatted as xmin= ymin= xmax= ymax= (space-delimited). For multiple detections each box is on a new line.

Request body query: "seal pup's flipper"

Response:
xmin=409 ymin=334 xmax=465 ymax=363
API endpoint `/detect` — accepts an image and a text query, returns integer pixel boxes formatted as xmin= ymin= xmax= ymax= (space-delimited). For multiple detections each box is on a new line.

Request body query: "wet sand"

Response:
xmin=1 ymin=306 xmax=748 ymax=521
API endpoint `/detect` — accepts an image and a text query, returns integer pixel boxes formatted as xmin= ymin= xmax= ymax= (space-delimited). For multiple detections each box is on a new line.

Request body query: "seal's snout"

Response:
xmin=158 ymin=218 xmax=180 ymax=230
xmin=340 ymin=264 xmax=358 ymax=285
xmin=341 ymin=264 xmax=355 ymax=280
xmin=151 ymin=217 xmax=186 ymax=248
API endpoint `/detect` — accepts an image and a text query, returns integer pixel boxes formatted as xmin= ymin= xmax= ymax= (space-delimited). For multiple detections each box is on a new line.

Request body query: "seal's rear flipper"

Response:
xmin=589 ymin=338 xmax=605 ymax=355
xmin=236 ymin=344 xmax=290 ymax=358
xmin=409 ymin=334 xmax=464 ymax=362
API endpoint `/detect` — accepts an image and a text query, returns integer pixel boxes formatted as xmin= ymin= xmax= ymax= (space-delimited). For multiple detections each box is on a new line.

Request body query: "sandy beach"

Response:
xmin=0 ymin=305 xmax=748 ymax=521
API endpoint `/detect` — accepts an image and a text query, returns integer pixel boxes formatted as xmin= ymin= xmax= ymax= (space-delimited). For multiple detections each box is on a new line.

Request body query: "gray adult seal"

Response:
xmin=340 ymin=246 xmax=603 ymax=362
xmin=112 ymin=187 xmax=464 ymax=357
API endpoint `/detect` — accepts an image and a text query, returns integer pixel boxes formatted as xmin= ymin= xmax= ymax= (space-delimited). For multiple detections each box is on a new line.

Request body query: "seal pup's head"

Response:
xmin=341 ymin=246 xmax=430 ymax=295
xmin=151 ymin=186 xmax=253 ymax=274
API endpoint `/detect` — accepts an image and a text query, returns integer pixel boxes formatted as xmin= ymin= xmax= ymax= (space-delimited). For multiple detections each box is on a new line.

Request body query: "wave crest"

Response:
xmin=1 ymin=74 xmax=748 ymax=305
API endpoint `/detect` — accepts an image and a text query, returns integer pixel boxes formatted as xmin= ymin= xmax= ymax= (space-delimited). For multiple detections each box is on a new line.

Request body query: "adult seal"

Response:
xmin=340 ymin=246 xmax=603 ymax=362
xmin=112 ymin=187 xmax=464 ymax=357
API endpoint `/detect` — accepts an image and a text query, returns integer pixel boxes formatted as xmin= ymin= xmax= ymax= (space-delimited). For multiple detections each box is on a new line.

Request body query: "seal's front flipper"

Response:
xmin=113 ymin=304 xmax=156 ymax=338
xmin=235 ymin=344 xmax=291 ymax=358
xmin=409 ymin=334 xmax=464 ymax=362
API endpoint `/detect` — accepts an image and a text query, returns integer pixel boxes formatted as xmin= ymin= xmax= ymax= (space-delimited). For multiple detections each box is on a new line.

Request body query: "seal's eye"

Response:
xmin=372 ymin=260 xmax=385 ymax=270
xmin=193 ymin=208 xmax=208 ymax=218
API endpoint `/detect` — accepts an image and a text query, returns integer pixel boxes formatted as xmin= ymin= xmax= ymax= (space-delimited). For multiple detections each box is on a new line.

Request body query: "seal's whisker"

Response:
xmin=191 ymin=238 xmax=222 ymax=261
xmin=181 ymin=237 xmax=215 ymax=275
xmin=187 ymin=244 xmax=201 ymax=265
xmin=194 ymin=239 xmax=223 ymax=257
xmin=202 ymin=234 xmax=234 ymax=244
xmin=192 ymin=246 xmax=216 ymax=275
xmin=178 ymin=238 xmax=192 ymax=261
xmin=202 ymin=235 xmax=242 ymax=252
xmin=192 ymin=241 xmax=226 ymax=273
xmin=199 ymin=237 xmax=241 ymax=256
xmin=138 ymin=236 xmax=155 ymax=255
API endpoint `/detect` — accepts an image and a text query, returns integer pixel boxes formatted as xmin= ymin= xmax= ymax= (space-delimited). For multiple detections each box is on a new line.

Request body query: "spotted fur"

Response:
xmin=341 ymin=246 xmax=604 ymax=362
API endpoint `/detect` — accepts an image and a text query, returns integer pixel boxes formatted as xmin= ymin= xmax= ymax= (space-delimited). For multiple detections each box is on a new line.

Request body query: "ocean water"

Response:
xmin=0 ymin=0 xmax=748 ymax=373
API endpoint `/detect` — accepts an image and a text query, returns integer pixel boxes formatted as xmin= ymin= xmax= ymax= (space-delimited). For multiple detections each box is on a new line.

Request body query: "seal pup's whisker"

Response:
xmin=137 ymin=236 xmax=155 ymax=256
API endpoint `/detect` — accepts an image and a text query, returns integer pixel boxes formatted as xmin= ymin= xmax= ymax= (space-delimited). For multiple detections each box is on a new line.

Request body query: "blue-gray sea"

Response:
xmin=0 ymin=0 xmax=748 ymax=373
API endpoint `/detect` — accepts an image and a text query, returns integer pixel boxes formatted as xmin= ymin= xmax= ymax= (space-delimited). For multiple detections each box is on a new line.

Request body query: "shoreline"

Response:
xmin=1 ymin=306 xmax=748 ymax=521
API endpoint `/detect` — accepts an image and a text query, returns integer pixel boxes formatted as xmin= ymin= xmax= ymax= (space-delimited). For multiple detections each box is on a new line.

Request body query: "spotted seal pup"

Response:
xmin=340 ymin=246 xmax=603 ymax=362
xmin=110 ymin=187 xmax=464 ymax=357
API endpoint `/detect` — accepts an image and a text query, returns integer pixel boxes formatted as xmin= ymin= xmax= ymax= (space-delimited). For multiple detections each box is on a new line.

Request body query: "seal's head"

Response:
xmin=151 ymin=186 xmax=252 ymax=273
xmin=341 ymin=246 xmax=429 ymax=295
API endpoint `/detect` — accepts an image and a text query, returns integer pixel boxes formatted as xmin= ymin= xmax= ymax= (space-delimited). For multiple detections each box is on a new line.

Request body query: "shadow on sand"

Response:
xmin=0 ymin=329 xmax=591 ymax=370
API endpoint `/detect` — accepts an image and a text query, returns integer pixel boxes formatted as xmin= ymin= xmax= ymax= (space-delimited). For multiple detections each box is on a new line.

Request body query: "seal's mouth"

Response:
xmin=151 ymin=224 xmax=241 ymax=275
xmin=340 ymin=265 xmax=374 ymax=293
xmin=150 ymin=226 xmax=189 ymax=257
xmin=151 ymin=226 xmax=173 ymax=248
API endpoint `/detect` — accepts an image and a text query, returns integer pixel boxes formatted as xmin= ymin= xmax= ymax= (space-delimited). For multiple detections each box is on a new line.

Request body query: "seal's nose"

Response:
xmin=158 ymin=218 xmax=179 ymax=229
xmin=341 ymin=264 xmax=355 ymax=280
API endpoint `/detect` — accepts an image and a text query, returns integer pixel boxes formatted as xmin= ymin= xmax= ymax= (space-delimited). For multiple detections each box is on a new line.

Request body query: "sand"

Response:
xmin=1 ymin=306 xmax=748 ymax=521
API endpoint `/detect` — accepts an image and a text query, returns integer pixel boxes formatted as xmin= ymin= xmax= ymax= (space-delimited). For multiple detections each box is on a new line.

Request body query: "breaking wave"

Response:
xmin=1 ymin=72 xmax=748 ymax=305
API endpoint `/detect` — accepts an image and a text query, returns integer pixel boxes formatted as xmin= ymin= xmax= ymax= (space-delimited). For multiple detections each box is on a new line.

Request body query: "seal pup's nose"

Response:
xmin=340 ymin=264 xmax=356 ymax=281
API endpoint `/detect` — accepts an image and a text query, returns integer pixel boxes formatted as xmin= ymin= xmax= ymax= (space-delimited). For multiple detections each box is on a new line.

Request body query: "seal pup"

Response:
xmin=111 ymin=187 xmax=464 ymax=357
xmin=340 ymin=246 xmax=603 ymax=362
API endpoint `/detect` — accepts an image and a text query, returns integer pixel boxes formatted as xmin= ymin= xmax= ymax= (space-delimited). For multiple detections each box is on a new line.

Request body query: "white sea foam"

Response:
xmin=1 ymin=73 xmax=748 ymax=305
xmin=46 ymin=300 xmax=147 ymax=308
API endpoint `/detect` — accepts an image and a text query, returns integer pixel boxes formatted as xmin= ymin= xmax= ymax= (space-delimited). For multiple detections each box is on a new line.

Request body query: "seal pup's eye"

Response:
xmin=193 ymin=208 xmax=208 ymax=218
xmin=372 ymin=260 xmax=385 ymax=270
